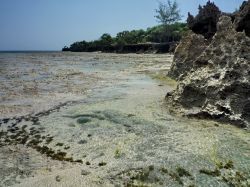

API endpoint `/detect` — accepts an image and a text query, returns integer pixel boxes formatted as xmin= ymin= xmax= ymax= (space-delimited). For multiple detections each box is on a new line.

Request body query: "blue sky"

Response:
xmin=0 ymin=0 xmax=244 ymax=51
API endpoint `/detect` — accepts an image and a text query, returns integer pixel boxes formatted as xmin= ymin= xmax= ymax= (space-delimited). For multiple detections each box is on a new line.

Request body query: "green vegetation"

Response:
xmin=176 ymin=166 xmax=192 ymax=177
xmin=63 ymin=23 xmax=187 ymax=52
xmin=117 ymin=165 xmax=195 ymax=187
xmin=199 ymin=159 xmax=250 ymax=187
xmin=199 ymin=168 xmax=221 ymax=177
xmin=56 ymin=142 xmax=64 ymax=146
xmin=114 ymin=147 xmax=122 ymax=158
xmin=98 ymin=161 xmax=107 ymax=166
xmin=150 ymin=73 xmax=177 ymax=88
xmin=199 ymin=144 xmax=250 ymax=186
xmin=155 ymin=0 xmax=181 ymax=25
xmin=63 ymin=0 xmax=187 ymax=53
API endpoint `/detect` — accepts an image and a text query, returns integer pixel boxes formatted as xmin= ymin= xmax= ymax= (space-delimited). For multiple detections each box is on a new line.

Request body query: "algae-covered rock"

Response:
xmin=166 ymin=15 xmax=250 ymax=129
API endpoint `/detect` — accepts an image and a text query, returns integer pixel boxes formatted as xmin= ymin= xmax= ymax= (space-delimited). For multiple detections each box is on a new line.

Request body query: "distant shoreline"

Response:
xmin=0 ymin=50 xmax=60 ymax=53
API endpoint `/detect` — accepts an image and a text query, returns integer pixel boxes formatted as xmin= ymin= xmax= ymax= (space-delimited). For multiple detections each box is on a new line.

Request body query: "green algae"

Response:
xmin=199 ymin=168 xmax=221 ymax=177
xmin=199 ymin=159 xmax=250 ymax=186
xmin=150 ymin=74 xmax=177 ymax=87
xmin=114 ymin=148 xmax=122 ymax=158
xmin=115 ymin=165 xmax=194 ymax=187
xmin=98 ymin=162 xmax=107 ymax=167
xmin=176 ymin=167 xmax=192 ymax=177
xmin=56 ymin=142 xmax=64 ymax=146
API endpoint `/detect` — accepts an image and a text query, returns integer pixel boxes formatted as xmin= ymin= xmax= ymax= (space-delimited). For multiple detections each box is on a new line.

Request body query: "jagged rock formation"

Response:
xmin=168 ymin=31 xmax=208 ymax=80
xmin=187 ymin=1 xmax=222 ymax=39
xmin=187 ymin=0 xmax=250 ymax=40
xmin=166 ymin=15 xmax=250 ymax=129
xmin=234 ymin=0 xmax=250 ymax=37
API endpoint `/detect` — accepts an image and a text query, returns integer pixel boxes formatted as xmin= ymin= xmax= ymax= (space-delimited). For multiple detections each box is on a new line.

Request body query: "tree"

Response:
xmin=69 ymin=41 xmax=89 ymax=52
xmin=155 ymin=0 xmax=182 ymax=42
xmin=155 ymin=0 xmax=182 ymax=25
xmin=99 ymin=33 xmax=113 ymax=46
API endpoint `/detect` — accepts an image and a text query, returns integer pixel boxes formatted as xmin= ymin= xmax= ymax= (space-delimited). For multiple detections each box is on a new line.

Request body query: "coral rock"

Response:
xmin=168 ymin=31 xmax=208 ymax=80
xmin=166 ymin=15 xmax=250 ymax=129
xmin=234 ymin=0 xmax=250 ymax=37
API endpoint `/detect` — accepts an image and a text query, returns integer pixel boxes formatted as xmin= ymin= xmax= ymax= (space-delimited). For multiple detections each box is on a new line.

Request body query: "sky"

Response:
xmin=0 ymin=0 xmax=244 ymax=51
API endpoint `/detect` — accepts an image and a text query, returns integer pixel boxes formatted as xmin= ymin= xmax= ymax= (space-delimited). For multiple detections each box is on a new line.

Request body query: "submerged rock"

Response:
xmin=166 ymin=15 xmax=250 ymax=129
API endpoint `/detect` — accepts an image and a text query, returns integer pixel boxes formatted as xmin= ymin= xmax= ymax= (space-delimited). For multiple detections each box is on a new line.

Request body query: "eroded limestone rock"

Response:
xmin=234 ymin=0 xmax=250 ymax=37
xmin=168 ymin=31 xmax=208 ymax=80
xmin=166 ymin=16 xmax=250 ymax=129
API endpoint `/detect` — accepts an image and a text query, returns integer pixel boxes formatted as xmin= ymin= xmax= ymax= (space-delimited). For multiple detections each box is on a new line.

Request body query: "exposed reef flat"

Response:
xmin=0 ymin=52 xmax=249 ymax=186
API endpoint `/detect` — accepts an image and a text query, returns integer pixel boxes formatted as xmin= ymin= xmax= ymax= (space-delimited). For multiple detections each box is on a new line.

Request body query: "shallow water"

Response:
xmin=0 ymin=52 xmax=249 ymax=187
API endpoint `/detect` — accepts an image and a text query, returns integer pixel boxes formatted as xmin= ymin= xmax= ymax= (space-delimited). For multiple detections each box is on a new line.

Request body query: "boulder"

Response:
xmin=166 ymin=16 xmax=250 ymax=129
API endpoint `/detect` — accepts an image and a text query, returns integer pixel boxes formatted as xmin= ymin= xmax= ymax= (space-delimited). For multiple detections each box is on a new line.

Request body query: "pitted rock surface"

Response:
xmin=167 ymin=16 xmax=250 ymax=129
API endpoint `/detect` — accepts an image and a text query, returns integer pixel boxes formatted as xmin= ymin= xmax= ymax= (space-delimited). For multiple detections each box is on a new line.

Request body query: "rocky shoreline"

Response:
xmin=166 ymin=1 xmax=250 ymax=129
xmin=1 ymin=52 xmax=249 ymax=186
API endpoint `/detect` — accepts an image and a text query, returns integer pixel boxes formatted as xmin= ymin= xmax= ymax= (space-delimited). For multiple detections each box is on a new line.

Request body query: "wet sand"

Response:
xmin=0 ymin=52 xmax=249 ymax=186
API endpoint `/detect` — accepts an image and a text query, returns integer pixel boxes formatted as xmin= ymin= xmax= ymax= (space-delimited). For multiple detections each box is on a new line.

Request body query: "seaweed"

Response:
xmin=98 ymin=162 xmax=107 ymax=166
xmin=45 ymin=136 xmax=54 ymax=144
xmin=160 ymin=167 xmax=168 ymax=174
xmin=169 ymin=171 xmax=183 ymax=185
xmin=176 ymin=166 xmax=192 ymax=177
xmin=64 ymin=146 xmax=70 ymax=150
xmin=56 ymin=142 xmax=64 ymax=146
xmin=199 ymin=168 xmax=221 ymax=177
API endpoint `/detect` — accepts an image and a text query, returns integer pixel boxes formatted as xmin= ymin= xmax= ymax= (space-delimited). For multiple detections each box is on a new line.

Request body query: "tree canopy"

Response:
xmin=62 ymin=23 xmax=188 ymax=52
xmin=155 ymin=0 xmax=182 ymax=25
xmin=62 ymin=0 xmax=187 ymax=52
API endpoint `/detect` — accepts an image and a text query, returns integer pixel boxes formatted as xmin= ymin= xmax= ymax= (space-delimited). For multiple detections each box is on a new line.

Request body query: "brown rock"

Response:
xmin=234 ymin=0 xmax=250 ymax=37
xmin=168 ymin=31 xmax=208 ymax=80
xmin=166 ymin=16 xmax=250 ymax=129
